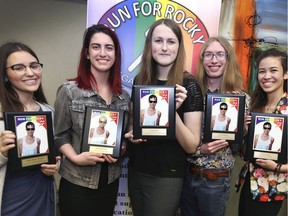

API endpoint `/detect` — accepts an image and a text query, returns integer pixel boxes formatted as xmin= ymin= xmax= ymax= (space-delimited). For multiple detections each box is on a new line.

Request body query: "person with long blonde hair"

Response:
xmin=181 ymin=37 xmax=250 ymax=216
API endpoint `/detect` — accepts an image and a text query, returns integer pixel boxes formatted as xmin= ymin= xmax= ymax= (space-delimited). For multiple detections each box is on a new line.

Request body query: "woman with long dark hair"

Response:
xmin=0 ymin=42 xmax=60 ymax=216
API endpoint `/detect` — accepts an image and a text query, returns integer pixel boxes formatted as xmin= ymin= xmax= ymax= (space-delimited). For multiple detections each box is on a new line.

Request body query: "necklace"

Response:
xmin=265 ymin=94 xmax=283 ymax=112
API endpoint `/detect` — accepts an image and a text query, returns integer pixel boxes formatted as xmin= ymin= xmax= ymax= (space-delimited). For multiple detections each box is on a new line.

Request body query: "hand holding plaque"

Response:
xmin=81 ymin=106 xmax=127 ymax=158
xmin=245 ymin=113 xmax=287 ymax=163
xmin=4 ymin=111 xmax=56 ymax=172
xmin=203 ymin=93 xmax=246 ymax=144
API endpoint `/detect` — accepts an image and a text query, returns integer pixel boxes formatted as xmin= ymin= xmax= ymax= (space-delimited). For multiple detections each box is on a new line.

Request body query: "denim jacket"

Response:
xmin=54 ymin=81 xmax=130 ymax=189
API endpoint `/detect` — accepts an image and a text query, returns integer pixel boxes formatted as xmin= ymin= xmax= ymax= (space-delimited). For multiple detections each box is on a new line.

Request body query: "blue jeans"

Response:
xmin=180 ymin=168 xmax=230 ymax=216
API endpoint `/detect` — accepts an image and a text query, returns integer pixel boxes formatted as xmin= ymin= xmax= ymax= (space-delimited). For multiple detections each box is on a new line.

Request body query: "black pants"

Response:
xmin=128 ymin=168 xmax=183 ymax=216
xmin=59 ymin=177 xmax=119 ymax=216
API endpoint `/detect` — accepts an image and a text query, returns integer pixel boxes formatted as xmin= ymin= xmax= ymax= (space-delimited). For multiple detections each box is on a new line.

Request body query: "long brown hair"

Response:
xmin=0 ymin=42 xmax=47 ymax=112
xmin=134 ymin=18 xmax=186 ymax=86
xmin=196 ymin=37 xmax=244 ymax=94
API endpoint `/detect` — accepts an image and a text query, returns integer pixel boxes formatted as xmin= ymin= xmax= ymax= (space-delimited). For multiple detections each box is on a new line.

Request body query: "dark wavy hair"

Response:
xmin=70 ymin=24 xmax=122 ymax=95
xmin=250 ymin=48 xmax=287 ymax=112
xmin=0 ymin=42 xmax=47 ymax=112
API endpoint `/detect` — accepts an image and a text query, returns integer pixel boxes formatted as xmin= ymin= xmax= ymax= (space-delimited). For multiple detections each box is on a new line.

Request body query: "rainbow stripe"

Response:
xmin=88 ymin=0 xmax=211 ymax=91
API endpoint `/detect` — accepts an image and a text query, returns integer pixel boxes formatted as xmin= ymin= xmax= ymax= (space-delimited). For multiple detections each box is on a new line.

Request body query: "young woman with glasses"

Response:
xmin=181 ymin=37 xmax=250 ymax=216
xmin=0 ymin=42 xmax=61 ymax=216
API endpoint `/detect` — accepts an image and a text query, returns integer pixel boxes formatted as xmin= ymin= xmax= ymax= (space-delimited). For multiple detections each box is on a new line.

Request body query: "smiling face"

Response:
xmin=263 ymin=123 xmax=271 ymax=135
xmin=148 ymin=95 xmax=157 ymax=109
xmin=151 ymin=24 xmax=179 ymax=70
xmin=219 ymin=104 xmax=228 ymax=115
xmin=98 ymin=116 xmax=107 ymax=128
xmin=87 ymin=32 xmax=115 ymax=74
xmin=258 ymin=56 xmax=286 ymax=95
xmin=6 ymin=51 xmax=42 ymax=97
xmin=203 ymin=41 xmax=227 ymax=79
xmin=26 ymin=126 xmax=35 ymax=136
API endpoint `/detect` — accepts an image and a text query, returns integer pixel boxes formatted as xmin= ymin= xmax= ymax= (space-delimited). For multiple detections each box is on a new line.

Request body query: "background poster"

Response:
xmin=87 ymin=0 xmax=222 ymax=215
xmin=87 ymin=0 xmax=222 ymax=94
xmin=219 ymin=0 xmax=287 ymax=91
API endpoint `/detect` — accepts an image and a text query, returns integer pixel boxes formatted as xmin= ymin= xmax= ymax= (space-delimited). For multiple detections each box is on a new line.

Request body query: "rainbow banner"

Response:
xmin=87 ymin=1 xmax=221 ymax=215
xmin=87 ymin=0 xmax=221 ymax=93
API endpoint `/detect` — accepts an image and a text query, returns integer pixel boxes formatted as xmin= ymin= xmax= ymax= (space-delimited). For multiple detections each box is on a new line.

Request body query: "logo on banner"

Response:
xmin=96 ymin=0 xmax=209 ymax=92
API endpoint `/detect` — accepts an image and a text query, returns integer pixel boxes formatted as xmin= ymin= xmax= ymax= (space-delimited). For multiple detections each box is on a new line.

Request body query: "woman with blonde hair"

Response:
xmin=196 ymin=37 xmax=244 ymax=94
xmin=181 ymin=36 xmax=250 ymax=216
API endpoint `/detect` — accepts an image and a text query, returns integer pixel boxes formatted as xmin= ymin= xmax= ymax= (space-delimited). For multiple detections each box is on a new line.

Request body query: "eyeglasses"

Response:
xmin=220 ymin=107 xmax=227 ymax=110
xmin=149 ymin=101 xmax=157 ymax=103
xmin=99 ymin=121 xmax=107 ymax=124
xmin=203 ymin=52 xmax=227 ymax=61
xmin=6 ymin=63 xmax=43 ymax=73
xmin=26 ymin=128 xmax=35 ymax=131
xmin=263 ymin=127 xmax=271 ymax=130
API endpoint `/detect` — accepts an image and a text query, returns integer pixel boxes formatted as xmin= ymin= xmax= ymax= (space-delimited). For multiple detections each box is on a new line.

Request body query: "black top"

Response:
xmin=128 ymin=73 xmax=203 ymax=177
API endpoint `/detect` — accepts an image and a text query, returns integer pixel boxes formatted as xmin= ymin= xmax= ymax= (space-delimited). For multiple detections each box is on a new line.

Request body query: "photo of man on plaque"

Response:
xmin=17 ymin=122 xmax=41 ymax=157
xmin=210 ymin=98 xmax=239 ymax=132
xmin=88 ymin=111 xmax=117 ymax=146
xmin=211 ymin=102 xmax=231 ymax=131
xmin=139 ymin=90 xmax=169 ymax=127
xmin=252 ymin=119 xmax=283 ymax=153
xmin=89 ymin=115 xmax=110 ymax=145
xmin=253 ymin=122 xmax=275 ymax=151
xmin=140 ymin=94 xmax=162 ymax=126
xmin=15 ymin=118 xmax=49 ymax=158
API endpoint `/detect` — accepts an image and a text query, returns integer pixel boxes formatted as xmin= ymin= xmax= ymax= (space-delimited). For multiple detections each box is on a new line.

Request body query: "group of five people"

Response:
xmin=0 ymin=18 xmax=287 ymax=216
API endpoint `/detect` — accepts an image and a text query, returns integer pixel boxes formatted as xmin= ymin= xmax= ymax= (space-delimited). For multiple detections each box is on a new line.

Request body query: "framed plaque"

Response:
xmin=4 ymin=111 xmax=56 ymax=172
xmin=245 ymin=113 xmax=287 ymax=163
xmin=81 ymin=106 xmax=127 ymax=158
xmin=132 ymin=85 xmax=175 ymax=139
xmin=203 ymin=93 xmax=246 ymax=144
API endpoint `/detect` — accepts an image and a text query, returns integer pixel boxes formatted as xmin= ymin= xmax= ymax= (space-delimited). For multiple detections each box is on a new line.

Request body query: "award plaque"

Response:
xmin=81 ymin=106 xmax=127 ymax=158
xmin=132 ymin=85 xmax=175 ymax=139
xmin=203 ymin=93 xmax=245 ymax=144
xmin=245 ymin=113 xmax=287 ymax=163
xmin=4 ymin=111 xmax=56 ymax=172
